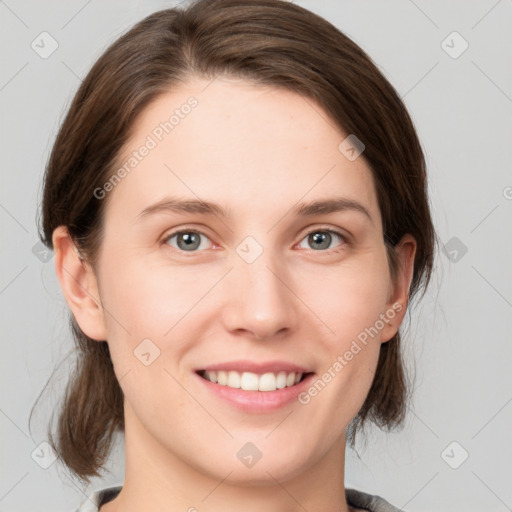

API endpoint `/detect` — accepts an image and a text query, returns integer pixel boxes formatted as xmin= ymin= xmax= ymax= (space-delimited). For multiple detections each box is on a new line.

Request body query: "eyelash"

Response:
xmin=162 ymin=226 xmax=350 ymax=254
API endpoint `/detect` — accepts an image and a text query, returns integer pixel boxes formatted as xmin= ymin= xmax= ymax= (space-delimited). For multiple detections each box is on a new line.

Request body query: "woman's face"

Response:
xmin=81 ymin=77 xmax=412 ymax=484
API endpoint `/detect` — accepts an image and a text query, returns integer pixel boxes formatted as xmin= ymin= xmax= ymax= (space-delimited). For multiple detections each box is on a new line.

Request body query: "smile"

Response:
xmin=197 ymin=370 xmax=310 ymax=392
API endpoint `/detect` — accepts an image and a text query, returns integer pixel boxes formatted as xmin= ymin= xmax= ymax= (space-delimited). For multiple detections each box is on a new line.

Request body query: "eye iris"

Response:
xmin=172 ymin=231 xmax=335 ymax=252
xmin=309 ymin=232 xmax=331 ymax=250
xmin=177 ymin=232 xmax=200 ymax=251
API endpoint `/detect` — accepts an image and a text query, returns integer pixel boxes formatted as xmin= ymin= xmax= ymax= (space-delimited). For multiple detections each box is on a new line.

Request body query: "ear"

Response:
xmin=52 ymin=226 xmax=107 ymax=341
xmin=380 ymin=233 xmax=417 ymax=343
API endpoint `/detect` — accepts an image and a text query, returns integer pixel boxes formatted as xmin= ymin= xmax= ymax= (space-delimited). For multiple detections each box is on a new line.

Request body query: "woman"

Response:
xmin=35 ymin=0 xmax=437 ymax=510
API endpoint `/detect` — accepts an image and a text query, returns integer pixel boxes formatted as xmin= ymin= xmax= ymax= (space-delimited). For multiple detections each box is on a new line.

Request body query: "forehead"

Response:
xmin=104 ymin=77 xmax=381 ymax=229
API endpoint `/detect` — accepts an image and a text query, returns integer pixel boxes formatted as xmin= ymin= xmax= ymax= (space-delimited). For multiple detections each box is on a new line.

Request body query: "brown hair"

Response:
xmin=32 ymin=0 xmax=437 ymax=485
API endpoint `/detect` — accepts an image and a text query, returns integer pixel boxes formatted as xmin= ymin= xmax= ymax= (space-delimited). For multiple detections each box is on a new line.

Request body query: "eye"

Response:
xmin=297 ymin=229 xmax=348 ymax=252
xmin=162 ymin=227 xmax=349 ymax=254
xmin=163 ymin=230 xmax=213 ymax=252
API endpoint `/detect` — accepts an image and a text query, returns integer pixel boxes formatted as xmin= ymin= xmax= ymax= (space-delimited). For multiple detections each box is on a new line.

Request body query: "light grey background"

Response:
xmin=1 ymin=1 xmax=511 ymax=511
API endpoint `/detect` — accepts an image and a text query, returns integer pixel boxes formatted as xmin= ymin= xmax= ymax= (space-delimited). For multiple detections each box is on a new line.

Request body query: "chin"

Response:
xmin=220 ymin=451 xmax=312 ymax=487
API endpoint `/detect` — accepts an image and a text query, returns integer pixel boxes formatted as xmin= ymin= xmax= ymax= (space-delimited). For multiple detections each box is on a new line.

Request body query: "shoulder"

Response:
xmin=75 ymin=485 xmax=123 ymax=512
xmin=346 ymin=487 xmax=405 ymax=512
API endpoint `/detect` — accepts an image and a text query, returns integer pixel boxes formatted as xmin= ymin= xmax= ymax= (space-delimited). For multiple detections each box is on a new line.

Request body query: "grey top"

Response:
xmin=76 ymin=485 xmax=405 ymax=512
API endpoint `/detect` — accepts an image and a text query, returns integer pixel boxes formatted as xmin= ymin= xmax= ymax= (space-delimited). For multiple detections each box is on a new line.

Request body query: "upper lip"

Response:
xmin=196 ymin=360 xmax=313 ymax=375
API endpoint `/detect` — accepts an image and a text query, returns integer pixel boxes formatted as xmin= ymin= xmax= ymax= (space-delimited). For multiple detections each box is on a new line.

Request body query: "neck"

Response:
xmin=101 ymin=402 xmax=352 ymax=512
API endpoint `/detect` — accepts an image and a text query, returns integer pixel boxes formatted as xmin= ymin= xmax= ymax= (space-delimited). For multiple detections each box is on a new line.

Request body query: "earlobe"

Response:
xmin=52 ymin=226 xmax=107 ymax=341
xmin=380 ymin=234 xmax=417 ymax=343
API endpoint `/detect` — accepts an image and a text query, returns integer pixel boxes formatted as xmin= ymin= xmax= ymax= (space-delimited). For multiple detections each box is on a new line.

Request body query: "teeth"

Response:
xmin=241 ymin=372 xmax=259 ymax=391
xmin=276 ymin=371 xmax=287 ymax=389
xmin=258 ymin=372 xmax=276 ymax=391
xmin=203 ymin=370 xmax=304 ymax=392
xmin=227 ymin=371 xmax=241 ymax=388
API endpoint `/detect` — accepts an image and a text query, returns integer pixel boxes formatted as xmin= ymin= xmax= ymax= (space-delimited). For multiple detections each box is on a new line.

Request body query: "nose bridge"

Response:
xmin=222 ymin=236 xmax=298 ymax=338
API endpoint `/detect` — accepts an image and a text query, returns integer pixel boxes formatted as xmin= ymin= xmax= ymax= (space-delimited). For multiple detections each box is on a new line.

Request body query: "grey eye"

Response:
xmin=298 ymin=230 xmax=346 ymax=251
xmin=307 ymin=231 xmax=333 ymax=250
xmin=166 ymin=231 xmax=210 ymax=251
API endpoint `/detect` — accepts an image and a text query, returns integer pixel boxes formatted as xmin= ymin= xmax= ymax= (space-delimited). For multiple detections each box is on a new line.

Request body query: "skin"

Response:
xmin=53 ymin=77 xmax=416 ymax=512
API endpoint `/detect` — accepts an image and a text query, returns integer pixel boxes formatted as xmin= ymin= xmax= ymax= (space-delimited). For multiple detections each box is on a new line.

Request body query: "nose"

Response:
xmin=220 ymin=248 xmax=299 ymax=341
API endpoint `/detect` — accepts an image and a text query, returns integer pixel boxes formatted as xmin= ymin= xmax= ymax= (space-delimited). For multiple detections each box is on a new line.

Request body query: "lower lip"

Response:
xmin=195 ymin=372 xmax=316 ymax=413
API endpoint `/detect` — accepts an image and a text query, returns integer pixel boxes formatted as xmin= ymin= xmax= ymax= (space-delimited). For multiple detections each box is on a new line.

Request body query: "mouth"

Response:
xmin=196 ymin=369 xmax=314 ymax=392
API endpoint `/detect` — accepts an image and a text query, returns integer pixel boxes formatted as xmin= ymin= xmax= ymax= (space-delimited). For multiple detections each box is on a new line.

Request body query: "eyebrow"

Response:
xmin=136 ymin=196 xmax=374 ymax=224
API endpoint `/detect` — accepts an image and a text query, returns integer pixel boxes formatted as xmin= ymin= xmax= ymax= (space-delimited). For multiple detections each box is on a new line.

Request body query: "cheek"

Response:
xmin=298 ymin=254 xmax=392 ymax=340
xmin=97 ymin=257 xmax=219 ymax=370
xmin=297 ymin=252 xmax=391 ymax=408
xmin=299 ymin=265 xmax=388 ymax=427
xmin=99 ymin=256 xmax=203 ymax=330
xmin=96 ymin=261 xmax=200 ymax=407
